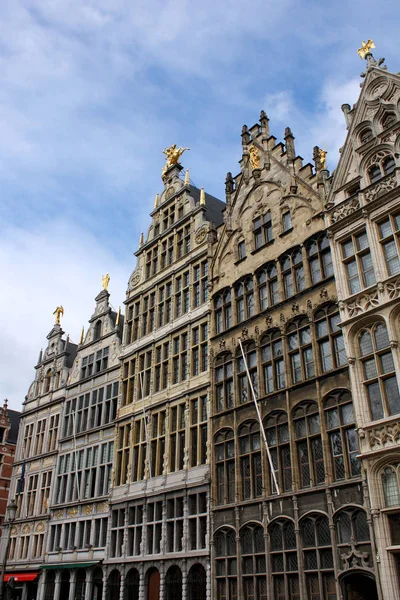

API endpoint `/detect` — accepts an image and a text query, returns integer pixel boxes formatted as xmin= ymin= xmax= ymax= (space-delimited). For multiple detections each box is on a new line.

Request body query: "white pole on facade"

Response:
xmin=238 ymin=338 xmax=280 ymax=495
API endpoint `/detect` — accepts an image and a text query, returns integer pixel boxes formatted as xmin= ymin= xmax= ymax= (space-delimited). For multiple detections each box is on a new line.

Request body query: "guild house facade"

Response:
xmin=2 ymin=43 xmax=400 ymax=600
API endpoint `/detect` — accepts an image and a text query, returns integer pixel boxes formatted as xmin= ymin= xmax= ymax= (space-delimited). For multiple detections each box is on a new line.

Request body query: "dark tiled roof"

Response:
xmin=189 ymin=185 xmax=225 ymax=227
xmin=7 ymin=409 xmax=21 ymax=445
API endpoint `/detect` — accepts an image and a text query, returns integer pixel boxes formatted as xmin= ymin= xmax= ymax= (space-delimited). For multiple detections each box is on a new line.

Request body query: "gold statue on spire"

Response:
xmin=319 ymin=149 xmax=327 ymax=170
xmin=102 ymin=273 xmax=110 ymax=291
xmin=249 ymin=145 xmax=260 ymax=170
xmin=357 ymin=39 xmax=376 ymax=59
xmin=53 ymin=306 xmax=64 ymax=325
xmin=162 ymin=145 xmax=190 ymax=175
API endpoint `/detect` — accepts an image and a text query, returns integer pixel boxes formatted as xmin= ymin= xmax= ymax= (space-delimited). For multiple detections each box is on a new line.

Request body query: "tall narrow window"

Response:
xmin=238 ymin=240 xmax=246 ymax=260
xmin=215 ymin=430 xmax=235 ymax=505
xmin=115 ymin=424 xmax=131 ymax=486
xmin=235 ymin=278 xmax=254 ymax=323
xmin=301 ymin=516 xmax=336 ymax=600
xmin=287 ymin=317 xmax=314 ymax=383
xmin=378 ymin=213 xmax=400 ymax=276
xmin=253 ymin=212 xmax=273 ymax=249
xmin=315 ymin=304 xmax=346 ymax=372
xmin=93 ymin=320 xmax=102 ymax=341
xmin=215 ymin=353 xmax=234 ymax=412
xmin=239 ymin=422 xmax=262 ymax=500
xmin=215 ymin=290 xmax=232 ymax=333
xmin=237 ymin=343 xmax=258 ymax=404
xmin=215 ymin=529 xmax=238 ymax=600
xmin=382 ymin=464 xmax=400 ymax=508
xmin=269 ymin=520 xmax=299 ymax=600
xmin=131 ymin=418 xmax=146 ymax=482
xmin=359 ymin=322 xmax=400 ymax=420
xmin=282 ymin=211 xmax=292 ymax=232
xmin=150 ymin=411 xmax=166 ymax=477
xmin=257 ymin=262 xmax=279 ymax=309
xmin=324 ymin=390 xmax=361 ymax=480
xmin=281 ymin=250 xmax=305 ymax=298
xmin=341 ymin=230 xmax=375 ymax=294
xmin=169 ymin=403 xmax=186 ymax=473
xmin=190 ymin=396 xmax=208 ymax=467
xmin=293 ymin=402 xmax=325 ymax=488
xmin=261 ymin=330 xmax=286 ymax=393
xmin=265 ymin=412 xmax=292 ymax=493
xmin=241 ymin=525 xmax=266 ymax=600
xmin=307 ymin=234 xmax=333 ymax=284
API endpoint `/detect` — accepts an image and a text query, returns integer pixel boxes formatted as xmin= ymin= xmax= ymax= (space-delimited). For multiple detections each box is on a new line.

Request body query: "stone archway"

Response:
xmin=91 ymin=567 xmax=103 ymax=600
xmin=187 ymin=564 xmax=206 ymax=600
xmin=341 ymin=572 xmax=378 ymax=600
xmin=125 ymin=568 xmax=140 ymax=600
xmin=146 ymin=568 xmax=160 ymax=600
xmin=165 ymin=566 xmax=182 ymax=600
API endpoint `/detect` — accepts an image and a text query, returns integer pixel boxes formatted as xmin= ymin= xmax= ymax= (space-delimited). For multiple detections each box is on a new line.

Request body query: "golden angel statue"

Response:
xmin=249 ymin=145 xmax=260 ymax=170
xmin=357 ymin=39 xmax=375 ymax=59
xmin=162 ymin=144 xmax=190 ymax=175
xmin=53 ymin=305 xmax=64 ymax=325
xmin=102 ymin=273 xmax=110 ymax=291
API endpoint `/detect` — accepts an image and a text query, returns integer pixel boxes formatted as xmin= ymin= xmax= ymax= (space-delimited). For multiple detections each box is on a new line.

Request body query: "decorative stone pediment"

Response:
xmin=367 ymin=420 xmax=400 ymax=449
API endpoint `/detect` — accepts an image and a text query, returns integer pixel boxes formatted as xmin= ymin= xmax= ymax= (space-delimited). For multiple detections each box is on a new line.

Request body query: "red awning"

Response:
xmin=4 ymin=573 xmax=39 ymax=582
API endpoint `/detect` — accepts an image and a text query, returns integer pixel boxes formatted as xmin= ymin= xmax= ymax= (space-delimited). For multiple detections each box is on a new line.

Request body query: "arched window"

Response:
xmin=75 ymin=569 xmax=86 ymax=600
xmin=257 ymin=263 xmax=279 ymax=310
xmin=300 ymin=515 xmax=336 ymax=600
xmin=44 ymin=571 xmax=56 ymax=600
xmin=215 ymin=430 xmax=235 ymax=504
xmin=238 ymin=240 xmax=246 ymax=260
xmin=324 ymin=390 xmax=361 ymax=480
xmin=261 ymin=329 xmax=286 ymax=393
xmin=307 ymin=234 xmax=333 ymax=284
xmin=253 ymin=212 xmax=273 ymax=249
xmin=382 ymin=465 xmax=400 ymax=507
xmin=269 ymin=520 xmax=299 ymax=600
xmin=293 ymin=401 xmax=325 ymax=488
xmin=94 ymin=320 xmax=102 ymax=341
xmin=188 ymin=564 xmax=206 ymax=600
xmin=239 ymin=422 xmax=262 ymax=500
xmin=237 ymin=342 xmax=258 ymax=404
xmin=360 ymin=128 xmax=373 ymax=144
xmin=287 ymin=317 xmax=314 ymax=383
xmin=106 ymin=570 xmax=121 ymax=600
xmin=241 ymin=525 xmax=266 ymax=600
xmin=368 ymin=164 xmax=382 ymax=184
xmin=281 ymin=249 xmax=305 ymax=298
xmin=215 ymin=353 xmax=234 ymax=412
xmin=215 ymin=529 xmax=237 ymax=600
xmin=235 ymin=278 xmax=254 ymax=323
xmin=335 ymin=508 xmax=370 ymax=546
xmin=382 ymin=112 xmax=397 ymax=129
xmin=265 ymin=412 xmax=292 ymax=493
xmin=358 ymin=322 xmax=400 ymax=420
xmin=377 ymin=213 xmax=400 ymax=276
xmin=43 ymin=369 xmax=51 ymax=394
xmin=215 ymin=290 xmax=232 ymax=334
xmin=315 ymin=304 xmax=346 ymax=372
xmin=383 ymin=155 xmax=396 ymax=175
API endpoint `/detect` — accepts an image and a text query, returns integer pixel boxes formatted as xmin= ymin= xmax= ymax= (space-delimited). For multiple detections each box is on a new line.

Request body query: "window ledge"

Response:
xmin=250 ymin=239 xmax=274 ymax=256
xmin=279 ymin=227 xmax=293 ymax=238
xmin=234 ymin=256 xmax=247 ymax=265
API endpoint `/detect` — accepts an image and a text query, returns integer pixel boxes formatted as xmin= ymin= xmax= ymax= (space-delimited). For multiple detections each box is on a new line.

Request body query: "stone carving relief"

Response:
xmin=368 ymin=420 xmax=400 ymax=449
xmin=387 ymin=277 xmax=400 ymax=300
xmin=330 ymin=196 xmax=360 ymax=224
xmin=165 ymin=186 xmax=176 ymax=200
xmin=365 ymin=173 xmax=397 ymax=203
xmin=128 ymin=269 xmax=142 ymax=291
xmin=345 ymin=289 xmax=380 ymax=318
xmin=195 ymin=225 xmax=208 ymax=244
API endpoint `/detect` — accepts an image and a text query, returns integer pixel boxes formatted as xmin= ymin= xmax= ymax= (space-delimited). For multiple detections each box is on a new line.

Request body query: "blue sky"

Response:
xmin=1 ymin=0 xmax=399 ymax=409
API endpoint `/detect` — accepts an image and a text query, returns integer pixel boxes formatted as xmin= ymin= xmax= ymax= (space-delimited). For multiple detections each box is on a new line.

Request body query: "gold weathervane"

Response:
xmin=53 ymin=306 xmax=64 ymax=325
xmin=162 ymin=144 xmax=189 ymax=175
xmin=319 ymin=149 xmax=327 ymax=170
xmin=102 ymin=273 xmax=110 ymax=291
xmin=357 ymin=39 xmax=376 ymax=59
xmin=249 ymin=145 xmax=260 ymax=170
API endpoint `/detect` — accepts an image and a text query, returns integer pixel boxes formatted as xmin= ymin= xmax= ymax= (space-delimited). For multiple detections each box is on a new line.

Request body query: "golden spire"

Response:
xmin=184 ymin=169 xmax=190 ymax=185
xmin=139 ymin=232 xmax=144 ymax=246
xmin=357 ymin=39 xmax=375 ymax=59
xmin=200 ymin=187 xmax=206 ymax=205
xmin=116 ymin=306 xmax=121 ymax=326
xmin=154 ymin=193 xmax=160 ymax=209
xmin=53 ymin=306 xmax=64 ymax=325
xmin=80 ymin=326 xmax=85 ymax=345
xmin=102 ymin=273 xmax=110 ymax=291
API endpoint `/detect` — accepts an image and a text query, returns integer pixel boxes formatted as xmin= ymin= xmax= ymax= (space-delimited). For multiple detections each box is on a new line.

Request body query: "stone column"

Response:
xmin=182 ymin=559 xmax=187 ymax=600
xmin=159 ymin=562 xmax=165 ymax=600
xmin=139 ymin=563 xmax=145 ymax=600
xmin=119 ymin=570 xmax=125 ymax=600
xmin=54 ymin=570 xmax=62 ymax=600
xmin=101 ymin=570 xmax=108 ymax=600
xmin=21 ymin=582 xmax=28 ymax=600
xmin=84 ymin=568 xmax=93 ymax=600
xmin=36 ymin=571 xmax=46 ymax=600
xmin=68 ymin=569 xmax=77 ymax=600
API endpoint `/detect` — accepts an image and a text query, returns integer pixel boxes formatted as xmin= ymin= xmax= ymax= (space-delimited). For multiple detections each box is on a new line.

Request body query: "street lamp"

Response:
xmin=0 ymin=499 xmax=17 ymax=600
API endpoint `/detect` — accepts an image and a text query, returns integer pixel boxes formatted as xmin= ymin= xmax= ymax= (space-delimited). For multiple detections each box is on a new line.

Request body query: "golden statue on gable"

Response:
xmin=53 ymin=305 xmax=64 ymax=325
xmin=319 ymin=149 xmax=327 ymax=170
xmin=249 ymin=145 xmax=261 ymax=170
xmin=102 ymin=273 xmax=110 ymax=291
xmin=357 ymin=39 xmax=376 ymax=59
xmin=162 ymin=144 xmax=190 ymax=175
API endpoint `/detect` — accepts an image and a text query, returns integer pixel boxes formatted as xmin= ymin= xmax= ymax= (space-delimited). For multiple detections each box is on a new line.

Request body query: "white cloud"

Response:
xmin=0 ymin=219 xmax=133 ymax=410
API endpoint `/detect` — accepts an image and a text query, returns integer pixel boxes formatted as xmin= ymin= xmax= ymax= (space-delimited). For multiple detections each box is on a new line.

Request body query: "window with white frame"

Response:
xmin=315 ymin=304 xmax=346 ymax=372
xmin=190 ymin=395 xmax=208 ymax=467
xmin=377 ymin=212 xmax=400 ymax=276
xmin=188 ymin=493 xmax=207 ymax=550
xmin=169 ymin=403 xmax=186 ymax=473
xmin=341 ymin=230 xmax=375 ymax=294
xmin=127 ymin=505 xmax=143 ymax=556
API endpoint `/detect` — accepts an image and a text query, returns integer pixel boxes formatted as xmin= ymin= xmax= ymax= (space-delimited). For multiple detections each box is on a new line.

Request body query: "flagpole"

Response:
xmin=238 ymin=338 xmax=280 ymax=495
